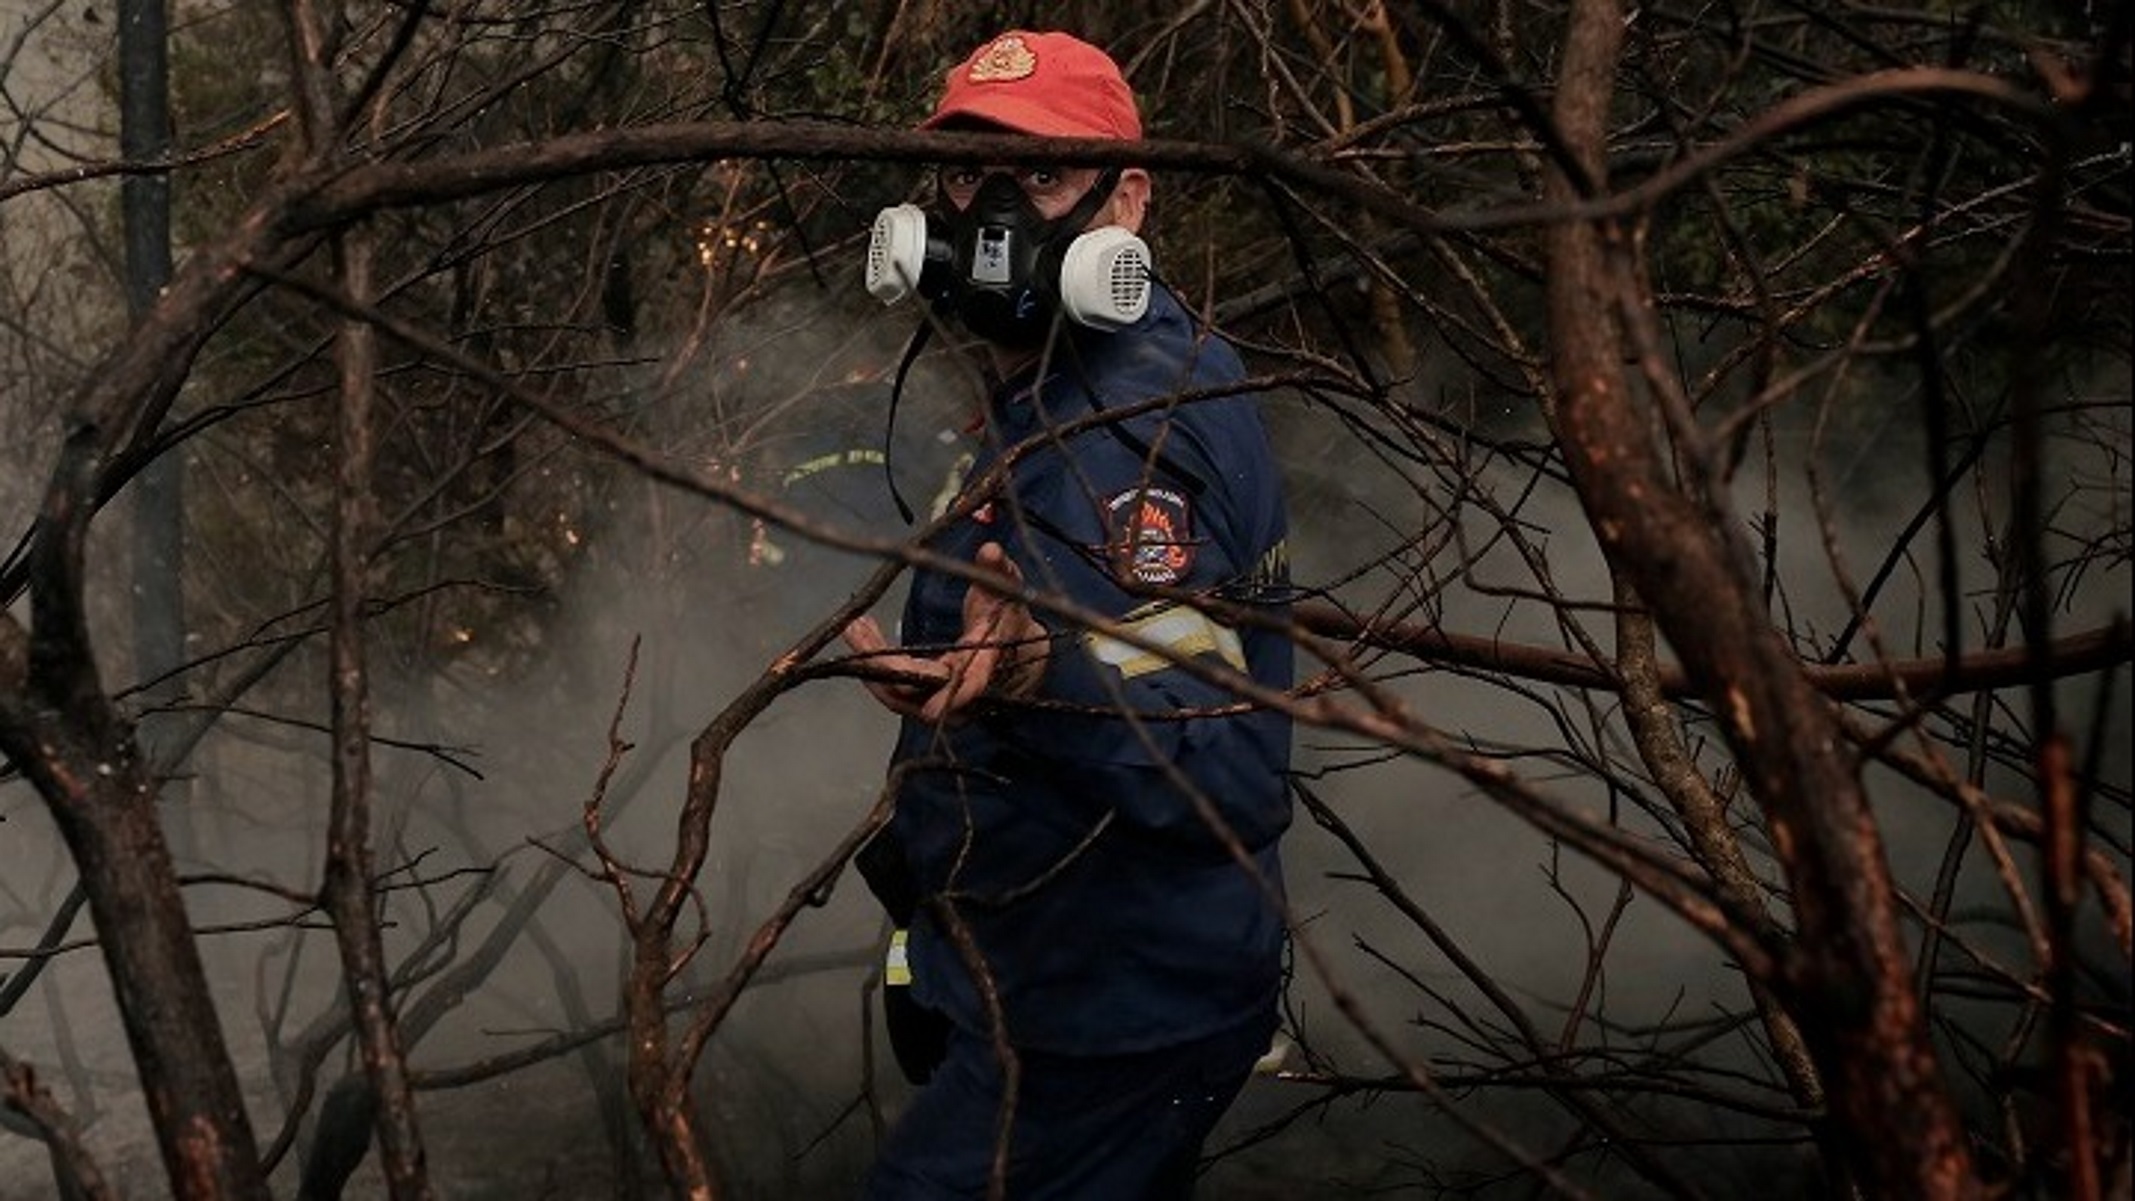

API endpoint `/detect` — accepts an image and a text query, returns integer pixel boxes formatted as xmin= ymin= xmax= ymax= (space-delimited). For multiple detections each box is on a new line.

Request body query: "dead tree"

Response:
xmin=0 ymin=4 xmax=2126 ymax=1199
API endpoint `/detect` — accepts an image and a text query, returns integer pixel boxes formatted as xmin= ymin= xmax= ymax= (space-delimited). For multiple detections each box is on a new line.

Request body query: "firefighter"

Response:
xmin=846 ymin=29 xmax=1294 ymax=1200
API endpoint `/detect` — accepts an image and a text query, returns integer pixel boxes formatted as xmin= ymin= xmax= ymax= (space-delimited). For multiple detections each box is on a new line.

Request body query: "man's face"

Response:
xmin=936 ymin=164 xmax=1149 ymax=232
xmin=938 ymin=165 xmax=1102 ymax=221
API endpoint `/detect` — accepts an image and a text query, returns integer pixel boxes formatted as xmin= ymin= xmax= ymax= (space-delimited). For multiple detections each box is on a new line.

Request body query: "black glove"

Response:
xmin=881 ymin=927 xmax=952 ymax=1085
xmin=860 ymin=831 xmax=952 ymax=1083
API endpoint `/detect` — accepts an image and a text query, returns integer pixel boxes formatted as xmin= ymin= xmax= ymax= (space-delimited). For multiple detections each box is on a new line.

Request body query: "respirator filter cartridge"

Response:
xmin=1057 ymin=226 xmax=1151 ymax=331
xmin=866 ymin=204 xmax=934 ymax=305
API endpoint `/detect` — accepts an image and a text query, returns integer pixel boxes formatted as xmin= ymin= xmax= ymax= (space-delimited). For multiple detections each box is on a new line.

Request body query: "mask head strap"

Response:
xmin=880 ymin=320 xmax=933 ymax=525
xmin=1052 ymin=167 xmax=1123 ymax=237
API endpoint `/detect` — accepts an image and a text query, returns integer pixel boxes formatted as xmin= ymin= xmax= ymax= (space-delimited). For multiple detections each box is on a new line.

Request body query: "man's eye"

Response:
xmin=1025 ymin=169 xmax=1060 ymax=189
xmin=943 ymin=167 xmax=983 ymax=189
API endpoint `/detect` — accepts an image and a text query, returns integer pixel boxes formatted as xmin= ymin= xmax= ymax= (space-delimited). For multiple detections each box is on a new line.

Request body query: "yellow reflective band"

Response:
xmin=929 ymin=451 xmax=977 ymax=520
xmin=885 ymin=928 xmax=912 ymax=987
xmin=782 ymin=447 xmax=887 ymax=488
xmin=1084 ymin=606 xmax=1246 ymax=680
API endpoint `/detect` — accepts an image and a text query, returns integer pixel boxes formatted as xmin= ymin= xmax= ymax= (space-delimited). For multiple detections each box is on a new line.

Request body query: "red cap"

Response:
xmin=921 ymin=31 xmax=1142 ymax=141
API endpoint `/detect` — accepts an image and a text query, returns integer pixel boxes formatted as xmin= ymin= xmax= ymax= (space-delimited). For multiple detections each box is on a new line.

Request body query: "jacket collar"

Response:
xmin=984 ymin=288 xmax=1189 ymax=441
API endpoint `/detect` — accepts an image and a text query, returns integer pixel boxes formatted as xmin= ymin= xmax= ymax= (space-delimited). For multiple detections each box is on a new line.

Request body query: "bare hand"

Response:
xmin=841 ymin=614 xmax=952 ymax=716
xmin=840 ymin=542 xmax=1049 ymax=723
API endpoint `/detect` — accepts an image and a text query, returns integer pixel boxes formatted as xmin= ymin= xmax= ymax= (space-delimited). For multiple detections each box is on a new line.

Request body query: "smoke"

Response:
xmin=3 ymin=252 xmax=2129 ymax=1201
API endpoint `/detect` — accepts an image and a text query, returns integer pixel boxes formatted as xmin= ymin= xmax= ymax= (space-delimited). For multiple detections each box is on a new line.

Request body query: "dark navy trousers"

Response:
xmin=861 ymin=1007 xmax=1275 ymax=1200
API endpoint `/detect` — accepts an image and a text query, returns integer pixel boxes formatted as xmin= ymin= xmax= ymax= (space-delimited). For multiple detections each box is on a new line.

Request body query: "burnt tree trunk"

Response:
xmin=0 ymin=471 xmax=269 ymax=1200
xmin=119 ymin=0 xmax=191 ymax=857
xmin=1540 ymin=2 xmax=1979 ymax=1198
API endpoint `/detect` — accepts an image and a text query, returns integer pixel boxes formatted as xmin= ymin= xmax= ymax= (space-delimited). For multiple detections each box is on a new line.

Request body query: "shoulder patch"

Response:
xmin=1105 ymin=487 xmax=1194 ymax=586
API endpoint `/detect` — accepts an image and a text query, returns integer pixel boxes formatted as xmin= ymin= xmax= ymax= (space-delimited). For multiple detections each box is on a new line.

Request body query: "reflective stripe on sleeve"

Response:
xmin=885 ymin=928 xmax=913 ymax=987
xmin=1084 ymin=605 xmax=1247 ymax=680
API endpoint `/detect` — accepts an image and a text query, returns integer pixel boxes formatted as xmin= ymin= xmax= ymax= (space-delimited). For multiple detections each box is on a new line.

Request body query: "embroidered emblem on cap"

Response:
xmin=968 ymin=35 xmax=1038 ymax=82
xmin=1105 ymin=487 xmax=1194 ymax=586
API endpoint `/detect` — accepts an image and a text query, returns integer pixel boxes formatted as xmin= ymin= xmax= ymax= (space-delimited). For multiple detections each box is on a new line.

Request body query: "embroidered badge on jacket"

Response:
xmin=968 ymin=35 xmax=1037 ymax=82
xmin=1105 ymin=487 xmax=1193 ymax=585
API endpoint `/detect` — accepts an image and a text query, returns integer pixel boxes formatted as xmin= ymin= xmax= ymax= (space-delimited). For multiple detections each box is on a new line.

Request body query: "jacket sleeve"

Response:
xmin=989 ymin=399 xmax=1293 ymax=854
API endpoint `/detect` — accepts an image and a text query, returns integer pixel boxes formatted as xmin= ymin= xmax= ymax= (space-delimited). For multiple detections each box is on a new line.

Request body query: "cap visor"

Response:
xmin=920 ymin=94 xmax=1111 ymax=139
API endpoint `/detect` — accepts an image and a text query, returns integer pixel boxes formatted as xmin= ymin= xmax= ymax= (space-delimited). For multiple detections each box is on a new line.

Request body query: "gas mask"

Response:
xmin=865 ymin=170 xmax=1152 ymax=347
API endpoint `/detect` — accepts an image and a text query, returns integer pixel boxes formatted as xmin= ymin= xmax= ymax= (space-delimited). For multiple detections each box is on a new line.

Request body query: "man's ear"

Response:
xmin=1102 ymin=168 xmax=1151 ymax=234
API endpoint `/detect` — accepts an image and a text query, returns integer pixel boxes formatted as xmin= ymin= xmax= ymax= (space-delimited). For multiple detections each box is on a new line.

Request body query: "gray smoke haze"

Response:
xmin=6 ymin=306 xmax=2131 ymax=1200
xmin=2 ymin=12 xmax=2129 ymax=1179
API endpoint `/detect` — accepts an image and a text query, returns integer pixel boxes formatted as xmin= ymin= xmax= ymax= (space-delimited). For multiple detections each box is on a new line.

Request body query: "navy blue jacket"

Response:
xmin=886 ymin=289 xmax=1292 ymax=1055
